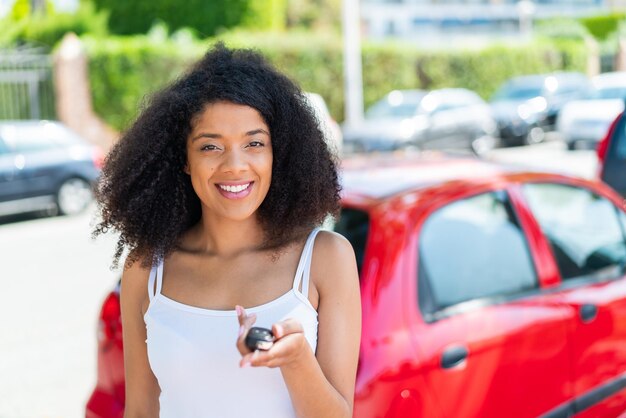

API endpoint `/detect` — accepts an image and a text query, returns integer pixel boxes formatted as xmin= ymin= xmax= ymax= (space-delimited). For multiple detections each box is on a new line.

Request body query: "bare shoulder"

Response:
xmin=311 ymin=230 xmax=359 ymax=293
xmin=120 ymin=254 xmax=153 ymax=315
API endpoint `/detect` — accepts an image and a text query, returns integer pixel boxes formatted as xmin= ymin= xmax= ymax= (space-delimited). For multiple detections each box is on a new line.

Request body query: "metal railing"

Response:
xmin=0 ymin=46 xmax=56 ymax=121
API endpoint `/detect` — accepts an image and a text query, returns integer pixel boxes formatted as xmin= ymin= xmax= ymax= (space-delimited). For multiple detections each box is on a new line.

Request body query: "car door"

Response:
xmin=409 ymin=189 xmax=575 ymax=418
xmin=521 ymin=182 xmax=626 ymax=417
xmin=0 ymin=134 xmax=29 ymax=203
xmin=602 ymin=115 xmax=626 ymax=197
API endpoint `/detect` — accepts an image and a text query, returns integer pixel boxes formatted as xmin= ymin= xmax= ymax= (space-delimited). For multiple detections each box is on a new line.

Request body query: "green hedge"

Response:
xmin=83 ymin=32 xmax=589 ymax=131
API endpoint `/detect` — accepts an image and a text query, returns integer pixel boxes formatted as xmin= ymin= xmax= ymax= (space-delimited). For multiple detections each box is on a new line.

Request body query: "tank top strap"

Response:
xmin=292 ymin=227 xmax=322 ymax=298
xmin=148 ymin=259 xmax=164 ymax=301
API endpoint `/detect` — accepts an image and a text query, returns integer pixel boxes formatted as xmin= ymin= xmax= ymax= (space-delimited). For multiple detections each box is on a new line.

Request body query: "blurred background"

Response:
xmin=1 ymin=0 xmax=625 ymax=416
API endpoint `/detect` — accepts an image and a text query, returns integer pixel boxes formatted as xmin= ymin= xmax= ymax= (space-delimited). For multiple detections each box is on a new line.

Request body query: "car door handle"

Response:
xmin=580 ymin=304 xmax=598 ymax=323
xmin=441 ymin=345 xmax=468 ymax=369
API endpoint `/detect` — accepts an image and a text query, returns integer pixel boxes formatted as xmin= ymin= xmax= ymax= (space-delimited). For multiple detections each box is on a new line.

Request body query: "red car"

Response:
xmin=87 ymin=154 xmax=626 ymax=418
xmin=598 ymin=111 xmax=626 ymax=198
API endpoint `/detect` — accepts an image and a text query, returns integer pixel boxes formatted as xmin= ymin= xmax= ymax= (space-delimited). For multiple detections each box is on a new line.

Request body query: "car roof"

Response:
xmin=0 ymin=120 xmax=65 ymax=128
xmin=592 ymin=72 xmax=626 ymax=88
xmin=340 ymin=152 xmax=574 ymax=202
xmin=506 ymin=72 xmax=587 ymax=85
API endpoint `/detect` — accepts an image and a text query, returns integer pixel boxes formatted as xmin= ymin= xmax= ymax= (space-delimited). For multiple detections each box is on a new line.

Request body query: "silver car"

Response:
xmin=342 ymin=88 xmax=496 ymax=154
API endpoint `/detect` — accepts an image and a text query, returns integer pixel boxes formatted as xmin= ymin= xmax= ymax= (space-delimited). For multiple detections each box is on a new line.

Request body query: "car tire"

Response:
xmin=567 ymin=141 xmax=578 ymax=151
xmin=56 ymin=177 xmax=93 ymax=216
xmin=525 ymin=126 xmax=545 ymax=145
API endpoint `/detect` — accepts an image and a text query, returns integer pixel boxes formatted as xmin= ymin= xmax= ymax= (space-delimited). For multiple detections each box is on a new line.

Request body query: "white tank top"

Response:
xmin=144 ymin=228 xmax=321 ymax=418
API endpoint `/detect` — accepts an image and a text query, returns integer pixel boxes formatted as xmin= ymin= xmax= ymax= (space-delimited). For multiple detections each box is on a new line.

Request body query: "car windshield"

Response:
xmin=491 ymin=82 xmax=543 ymax=102
xmin=365 ymin=92 xmax=424 ymax=119
xmin=591 ymin=87 xmax=626 ymax=100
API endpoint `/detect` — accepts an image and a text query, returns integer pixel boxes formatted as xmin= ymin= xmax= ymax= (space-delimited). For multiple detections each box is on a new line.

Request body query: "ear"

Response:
xmin=184 ymin=163 xmax=190 ymax=175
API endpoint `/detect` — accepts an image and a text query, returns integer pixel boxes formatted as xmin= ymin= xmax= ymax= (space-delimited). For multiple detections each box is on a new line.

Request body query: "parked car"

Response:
xmin=0 ymin=120 xmax=102 ymax=217
xmin=490 ymin=72 xmax=591 ymax=146
xmin=87 ymin=154 xmax=626 ymax=418
xmin=598 ymin=111 xmax=626 ymax=197
xmin=304 ymin=92 xmax=343 ymax=155
xmin=342 ymin=88 xmax=496 ymax=154
xmin=558 ymin=72 xmax=626 ymax=150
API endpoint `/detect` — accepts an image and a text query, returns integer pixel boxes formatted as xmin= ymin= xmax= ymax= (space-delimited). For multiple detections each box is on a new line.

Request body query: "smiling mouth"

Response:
xmin=217 ymin=182 xmax=252 ymax=193
xmin=215 ymin=181 xmax=254 ymax=199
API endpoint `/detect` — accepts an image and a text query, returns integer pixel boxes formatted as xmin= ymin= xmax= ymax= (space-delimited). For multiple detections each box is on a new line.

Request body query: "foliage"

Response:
xmin=0 ymin=1 xmax=108 ymax=49
xmin=579 ymin=12 xmax=626 ymax=41
xmin=535 ymin=18 xmax=591 ymax=41
xmin=91 ymin=0 xmax=287 ymax=36
xmin=286 ymin=0 xmax=341 ymax=32
xmin=82 ymin=34 xmax=204 ymax=130
xmin=8 ymin=0 xmax=54 ymax=20
xmin=241 ymin=0 xmax=287 ymax=31
xmin=82 ymin=32 xmax=590 ymax=130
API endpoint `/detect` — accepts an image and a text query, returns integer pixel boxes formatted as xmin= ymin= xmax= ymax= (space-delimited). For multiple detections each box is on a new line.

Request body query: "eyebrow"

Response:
xmin=191 ymin=128 xmax=270 ymax=142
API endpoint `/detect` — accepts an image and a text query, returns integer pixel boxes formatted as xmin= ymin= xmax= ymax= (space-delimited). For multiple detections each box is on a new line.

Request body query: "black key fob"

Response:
xmin=245 ymin=327 xmax=275 ymax=351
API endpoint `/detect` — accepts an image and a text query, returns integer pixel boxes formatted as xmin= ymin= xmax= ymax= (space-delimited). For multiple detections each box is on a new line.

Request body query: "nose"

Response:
xmin=221 ymin=148 xmax=249 ymax=175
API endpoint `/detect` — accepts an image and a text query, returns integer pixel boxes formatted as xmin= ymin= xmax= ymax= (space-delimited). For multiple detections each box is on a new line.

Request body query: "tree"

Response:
xmin=92 ymin=0 xmax=287 ymax=36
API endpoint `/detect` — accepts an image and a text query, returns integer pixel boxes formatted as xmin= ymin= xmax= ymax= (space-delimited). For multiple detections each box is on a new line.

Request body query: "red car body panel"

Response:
xmin=87 ymin=154 xmax=626 ymax=418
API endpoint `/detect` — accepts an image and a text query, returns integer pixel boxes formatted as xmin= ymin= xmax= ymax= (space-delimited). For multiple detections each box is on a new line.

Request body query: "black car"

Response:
xmin=342 ymin=88 xmax=497 ymax=154
xmin=599 ymin=111 xmax=626 ymax=197
xmin=490 ymin=72 xmax=591 ymax=146
xmin=0 ymin=120 xmax=102 ymax=217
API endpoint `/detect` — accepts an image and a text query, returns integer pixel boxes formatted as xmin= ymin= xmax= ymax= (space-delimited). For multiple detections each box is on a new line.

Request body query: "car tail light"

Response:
xmin=597 ymin=112 xmax=622 ymax=178
xmin=93 ymin=146 xmax=105 ymax=170
xmin=98 ymin=291 xmax=121 ymax=343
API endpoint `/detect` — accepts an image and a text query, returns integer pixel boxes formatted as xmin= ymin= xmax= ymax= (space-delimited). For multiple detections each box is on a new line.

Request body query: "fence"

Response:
xmin=0 ymin=46 xmax=56 ymax=120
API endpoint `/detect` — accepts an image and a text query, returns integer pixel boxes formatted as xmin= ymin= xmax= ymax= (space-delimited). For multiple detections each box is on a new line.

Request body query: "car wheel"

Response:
xmin=56 ymin=177 xmax=93 ymax=216
xmin=525 ymin=126 xmax=545 ymax=145
xmin=567 ymin=141 xmax=578 ymax=151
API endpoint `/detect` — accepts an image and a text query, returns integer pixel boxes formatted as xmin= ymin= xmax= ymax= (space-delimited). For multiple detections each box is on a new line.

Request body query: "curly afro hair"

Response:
xmin=94 ymin=43 xmax=341 ymax=267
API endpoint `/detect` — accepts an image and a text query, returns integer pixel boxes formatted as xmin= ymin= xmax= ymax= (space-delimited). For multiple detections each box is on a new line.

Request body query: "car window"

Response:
xmin=522 ymin=183 xmax=626 ymax=280
xmin=418 ymin=191 xmax=537 ymax=313
xmin=616 ymin=122 xmax=626 ymax=160
xmin=365 ymin=91 xmax=424 ymax=119
xmin=332 ymin=208 xmax=369 ymax=277
xmin=0 ymin=123 xmax=80 ymax=153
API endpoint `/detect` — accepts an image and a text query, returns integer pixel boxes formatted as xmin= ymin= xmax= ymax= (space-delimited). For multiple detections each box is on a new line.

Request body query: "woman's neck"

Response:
xmin=181 ymin=214 xmax=266 ymax=258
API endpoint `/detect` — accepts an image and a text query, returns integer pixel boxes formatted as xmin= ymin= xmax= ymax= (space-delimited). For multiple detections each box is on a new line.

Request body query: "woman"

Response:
xmin=94 ymin=44 xmax=361 ymax=417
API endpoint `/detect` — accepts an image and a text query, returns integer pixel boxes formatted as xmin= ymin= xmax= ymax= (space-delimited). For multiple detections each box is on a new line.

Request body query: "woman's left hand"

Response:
xmin=239 ymin=317 xmax=309 ymax=369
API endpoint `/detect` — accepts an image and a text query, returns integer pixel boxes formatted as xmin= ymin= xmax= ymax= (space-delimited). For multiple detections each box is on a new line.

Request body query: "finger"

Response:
xmin=272 ymin=318 xmax=303 ymax=339
xmin=247 ymin=333 xmax=308 ymax=369
xmin=244 ymin=349 xmax=276 ymax=368
xmin=235 ymin=308 xmax=257 ymax=355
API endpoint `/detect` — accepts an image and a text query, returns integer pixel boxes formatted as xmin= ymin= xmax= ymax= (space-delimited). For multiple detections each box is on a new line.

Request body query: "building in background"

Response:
xmin=361 ymin=0 xmax=622 ymax=46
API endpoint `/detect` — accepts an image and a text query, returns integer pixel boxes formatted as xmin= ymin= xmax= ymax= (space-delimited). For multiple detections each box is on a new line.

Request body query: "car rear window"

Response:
xmin=332 ymin=208 xmax=369 ymax=277
xmin=418 ymin=191 xmax=537 ymax=314
xmin=0 ymin=123 xmax=81 ymax=153
xmin=522 ymin=183 xmax=626 ymax=281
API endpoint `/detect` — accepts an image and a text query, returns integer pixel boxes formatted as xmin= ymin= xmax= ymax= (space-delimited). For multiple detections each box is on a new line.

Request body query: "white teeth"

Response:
xmin=219 ymin=183 xmax=251 ymax=193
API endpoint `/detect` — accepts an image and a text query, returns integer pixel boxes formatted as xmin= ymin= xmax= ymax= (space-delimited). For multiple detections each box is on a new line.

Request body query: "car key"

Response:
xmin=245 ymin=327 xmax=275 ymax=351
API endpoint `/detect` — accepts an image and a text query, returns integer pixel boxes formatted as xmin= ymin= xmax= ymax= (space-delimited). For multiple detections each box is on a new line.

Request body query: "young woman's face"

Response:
xmin=186 ymin=101 xmax=273 ymax=222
